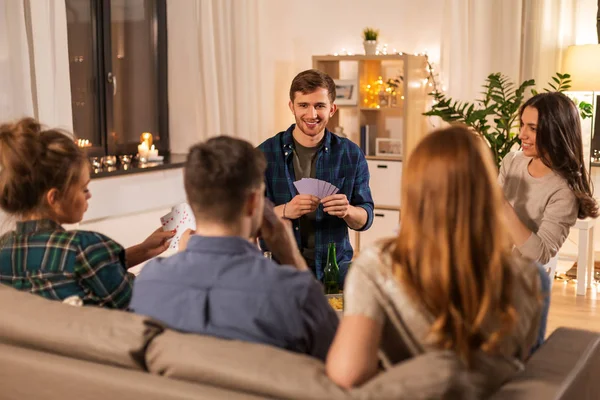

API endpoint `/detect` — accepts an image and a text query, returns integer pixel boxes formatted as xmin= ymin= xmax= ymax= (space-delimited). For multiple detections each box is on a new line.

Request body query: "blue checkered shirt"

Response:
xmin=258 ymin=125 xmax=374 ymax=280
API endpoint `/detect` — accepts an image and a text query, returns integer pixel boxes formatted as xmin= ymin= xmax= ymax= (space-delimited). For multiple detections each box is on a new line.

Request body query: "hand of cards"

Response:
xmin=293 ymin=178 xmax=339 ymax=199
xmin=160 ymin=203 xmax=196 ymax=250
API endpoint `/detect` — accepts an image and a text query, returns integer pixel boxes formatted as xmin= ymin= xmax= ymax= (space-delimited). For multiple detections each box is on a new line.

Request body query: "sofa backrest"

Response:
xmin=146 ymin=329 xmax=479 ymax=400
xmin=146 ymin=329 xmax=348 ymax=399
xmin=0 ymin=284 xmax=163 ymax=370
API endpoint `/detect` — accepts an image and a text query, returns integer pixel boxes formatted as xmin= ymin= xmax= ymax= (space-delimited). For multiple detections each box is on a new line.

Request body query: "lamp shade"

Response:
xmin=562 ymin=44 xmax=600 ymax=91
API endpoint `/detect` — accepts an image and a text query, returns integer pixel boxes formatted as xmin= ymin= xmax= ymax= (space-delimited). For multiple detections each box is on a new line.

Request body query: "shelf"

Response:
xmin=359 ymin=107 xmax=403 ymax=111
xmin=313 ymin=54 xmax=409 ymax=61
xmin=313 ymin=53 xmax=428 ymax=173
xmin=366 ymin=155 xmax=402 ymax=162
xmin=373 ymin=205 xmax=401 ymax=211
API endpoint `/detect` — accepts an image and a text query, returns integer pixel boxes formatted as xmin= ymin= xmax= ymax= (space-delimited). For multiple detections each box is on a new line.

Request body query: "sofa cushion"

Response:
xmin=352 ymin=351 xmax=477 ymax=400
xmin=490 ymin=327 xmax=600 ymax=400
xmin=146 ymin=330 xmax=349 ymax=400
xmin=0 ymin=342 xmax=264 ymax=400
xmin=0 ymin=283 xmax=163 ymax=370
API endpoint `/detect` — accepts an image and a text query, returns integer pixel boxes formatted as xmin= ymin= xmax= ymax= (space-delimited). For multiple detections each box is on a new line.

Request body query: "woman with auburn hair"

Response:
xmin=501 ymin=91 xmax=598 ymax=265
xmin=0 ymin=118 xmax=174 ymax=308
xmin=326 ymin=126 xmax=542 ymax=395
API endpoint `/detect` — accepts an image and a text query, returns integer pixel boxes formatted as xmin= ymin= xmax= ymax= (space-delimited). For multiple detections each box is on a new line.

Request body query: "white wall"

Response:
xmin=255 ymin=0 xmax=444 ymax=142
xmin=575 ymin=0 xmax=599 ymax=45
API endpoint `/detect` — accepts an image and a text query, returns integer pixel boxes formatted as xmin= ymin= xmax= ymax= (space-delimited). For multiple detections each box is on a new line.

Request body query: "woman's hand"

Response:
xmin=125 ymin=228 xmax=175 ymax=268
xmin=141 ymin=227 xmax=176 ymax=258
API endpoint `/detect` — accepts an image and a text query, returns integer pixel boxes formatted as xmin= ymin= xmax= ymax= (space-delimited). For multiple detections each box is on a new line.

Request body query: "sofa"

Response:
xmin=0 ymin=284 xmax=599 ymax=400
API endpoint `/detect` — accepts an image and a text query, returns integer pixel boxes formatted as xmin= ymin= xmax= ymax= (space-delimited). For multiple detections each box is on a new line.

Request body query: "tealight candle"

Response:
xmin=147 ymin=144 xmax=159 ymax=160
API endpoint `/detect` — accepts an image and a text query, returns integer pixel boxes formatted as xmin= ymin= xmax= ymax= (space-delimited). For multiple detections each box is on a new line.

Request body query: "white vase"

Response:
xmin=363 ymin=40 xmax=378 ymax=56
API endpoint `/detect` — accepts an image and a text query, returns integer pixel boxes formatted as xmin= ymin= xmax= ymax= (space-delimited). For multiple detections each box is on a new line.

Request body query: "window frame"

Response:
xmin=67 ymin=0 xmax=169 ymax=157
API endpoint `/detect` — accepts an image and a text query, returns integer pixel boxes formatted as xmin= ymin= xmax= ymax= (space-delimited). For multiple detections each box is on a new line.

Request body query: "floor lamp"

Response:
xmin=561 ymin=44 xmax=600 ymax=295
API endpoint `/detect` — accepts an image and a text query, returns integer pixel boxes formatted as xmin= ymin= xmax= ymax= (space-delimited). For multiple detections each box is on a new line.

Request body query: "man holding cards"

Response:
xmin=258 ymin=69 xmax=374 ymax=283
xmin=130 ymin=136 xmax=338 ymax=360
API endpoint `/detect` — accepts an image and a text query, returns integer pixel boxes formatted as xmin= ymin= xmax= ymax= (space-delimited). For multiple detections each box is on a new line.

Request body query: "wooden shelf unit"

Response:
xmin=312 ymin=54 xmax=429 ymax=163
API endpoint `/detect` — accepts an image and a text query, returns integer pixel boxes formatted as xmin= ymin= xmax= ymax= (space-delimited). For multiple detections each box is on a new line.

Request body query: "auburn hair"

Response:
xmin=386 ymin=125 xmax=519 ymax=366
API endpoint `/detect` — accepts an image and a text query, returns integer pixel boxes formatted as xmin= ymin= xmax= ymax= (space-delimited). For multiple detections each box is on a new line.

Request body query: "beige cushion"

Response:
xmin=491 ymin=327 xmax=600 ymax=400
xmin=146 ymin=330 xmax=349 ymax=400
xmin=0 ymin=284 xmax=163 ymax=370
xmin=352 ymin=351 xmax=477 ymax=400
xmin=0 ymin=342 xmax=263 ymax=400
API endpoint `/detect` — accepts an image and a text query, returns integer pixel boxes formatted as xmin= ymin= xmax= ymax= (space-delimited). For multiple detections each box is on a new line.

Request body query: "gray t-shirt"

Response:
xmin=292 ymin=138 xmax=322 ymax=266
xmin=499 ymin=151 xmax=578 ymax=264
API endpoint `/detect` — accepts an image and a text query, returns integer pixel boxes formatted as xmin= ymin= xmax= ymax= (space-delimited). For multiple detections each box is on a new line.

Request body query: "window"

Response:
xmin=65 ymin=0 xmax=168 ymax=157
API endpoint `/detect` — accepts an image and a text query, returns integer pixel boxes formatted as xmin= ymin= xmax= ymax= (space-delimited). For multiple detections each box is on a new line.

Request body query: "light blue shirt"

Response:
xmin=130 ymin=235 xmax=338 ymax=360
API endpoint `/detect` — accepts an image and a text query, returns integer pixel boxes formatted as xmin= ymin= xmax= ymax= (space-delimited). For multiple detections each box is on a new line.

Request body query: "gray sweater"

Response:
xmin=499 ymin=151 xmax=578 ymax=264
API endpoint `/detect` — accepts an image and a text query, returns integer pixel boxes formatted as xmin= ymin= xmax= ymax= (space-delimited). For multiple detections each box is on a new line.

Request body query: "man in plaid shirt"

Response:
xmin=258 ymin=69 xmax=373 ymax=283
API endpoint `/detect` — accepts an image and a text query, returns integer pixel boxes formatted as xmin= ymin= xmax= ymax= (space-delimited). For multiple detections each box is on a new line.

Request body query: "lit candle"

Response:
xmin=147 ymin=144 xmax=159 ymax=160
xmin=140 ymin=132 xmax=153 ymax=148
xmin=138 ymin=142 xmax=149 ymax=159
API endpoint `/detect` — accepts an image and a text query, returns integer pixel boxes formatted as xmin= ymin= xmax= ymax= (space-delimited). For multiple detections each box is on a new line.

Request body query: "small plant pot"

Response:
xmin=363 ymin=40 xmax=378 ymax=56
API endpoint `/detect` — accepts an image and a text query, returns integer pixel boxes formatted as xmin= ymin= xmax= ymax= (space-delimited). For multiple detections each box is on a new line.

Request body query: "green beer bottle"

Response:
xmin=323 ymin=242 xmax=340 ymax=294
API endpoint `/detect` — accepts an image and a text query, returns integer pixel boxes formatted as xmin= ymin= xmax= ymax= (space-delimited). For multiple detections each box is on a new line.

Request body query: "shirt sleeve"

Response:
xmin=350 ymin=151 xmax=374 ymax=231
xmin=498 ymin=151 xmax=516 ymax=188
xmin=300 ymin=280 xmax=340 ymax=361
xmin=516 ymin=188 xmax=578 ymax=264
xmin=343 ymin=252 xmax=386 ymax=324
xmin=74 ymin=232 xmax=134 ymax=309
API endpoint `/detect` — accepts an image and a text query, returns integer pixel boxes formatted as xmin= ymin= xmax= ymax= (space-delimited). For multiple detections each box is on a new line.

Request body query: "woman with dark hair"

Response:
xmin=326 ymin=126 xmax=541 ymax=396
xmin=500 ymin=92 xmax=598 ymax=265
xmin=0 ymin=118 xmax=174 ymax=308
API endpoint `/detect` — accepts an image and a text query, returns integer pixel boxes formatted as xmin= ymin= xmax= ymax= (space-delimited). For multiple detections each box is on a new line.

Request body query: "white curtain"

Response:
xmin=0 ymin=0 xmax=34 ymax=121
xmin=26 ymin=0 xmax=73 ymax=131
xmin=441 ymin=0 xmax=578 ymax=102
xmin=0 ymin=0 xmax=72 ymax=129
xmin=167 ymin=0 xmax=263 ymax=153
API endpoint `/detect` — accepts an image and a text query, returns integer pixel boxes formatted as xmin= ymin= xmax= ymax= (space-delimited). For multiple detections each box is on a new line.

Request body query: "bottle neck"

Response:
xmin=327 ymin=244 xmax=337 ymax=264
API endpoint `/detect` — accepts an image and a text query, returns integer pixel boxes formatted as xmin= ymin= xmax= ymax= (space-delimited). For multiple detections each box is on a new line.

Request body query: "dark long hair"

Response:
xmin=520 ymin=92 xmax=598 ymax=218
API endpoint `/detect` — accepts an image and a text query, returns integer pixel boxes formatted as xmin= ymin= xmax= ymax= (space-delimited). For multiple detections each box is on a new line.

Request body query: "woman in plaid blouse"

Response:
xmin=0 ymin=118 xmax=174 ymax=308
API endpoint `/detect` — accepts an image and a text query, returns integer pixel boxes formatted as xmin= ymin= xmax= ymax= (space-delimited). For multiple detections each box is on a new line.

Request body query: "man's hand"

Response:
xmin=284 ymin=194 xmax=320 ymax=219
xmin=321 ymin=194 xmax=350 ymax=218
xmin=261 ymin=199 xmax=308 ymax=271
xmin=178 ymin=229 xmax=195 ymax=252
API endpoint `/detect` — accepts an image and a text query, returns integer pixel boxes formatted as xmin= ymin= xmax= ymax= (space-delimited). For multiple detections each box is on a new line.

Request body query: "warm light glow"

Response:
xmin=562 ymin=44 xmax=600 ymax=91
xmin=76 ymin=139 xmax=91 ymax=148
xmin=140 ymin=132 xmax=153 ymax=147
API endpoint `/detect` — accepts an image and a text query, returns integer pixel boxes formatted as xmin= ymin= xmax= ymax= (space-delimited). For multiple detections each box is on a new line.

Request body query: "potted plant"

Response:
xmin=423 ymin=72 xmax=593 ymax=167
xmin=363 ymin=27 xmax=379 ymax=56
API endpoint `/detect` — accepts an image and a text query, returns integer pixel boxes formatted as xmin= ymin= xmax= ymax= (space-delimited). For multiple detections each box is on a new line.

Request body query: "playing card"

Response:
xmin=293 ymin=178 xmax=310 ymax=194
xmin=160 ymin=203 xmax=197 ymax=250
xmin=317 ymin=179 xmax=327 ymax=198
xmin=160 ymin=210 xmax=177 ymax=231
xmin=327 ymin=183 xmax=339 ymax=196
xmin=293 ymin=178 xmax=339 ymax=199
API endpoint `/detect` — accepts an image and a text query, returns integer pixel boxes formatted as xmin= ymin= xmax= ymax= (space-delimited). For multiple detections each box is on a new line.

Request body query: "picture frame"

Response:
xmin=376 ymin=138 xmax=402 ymax=157
xmin=334 ymin=79 xmax=358 ymax=106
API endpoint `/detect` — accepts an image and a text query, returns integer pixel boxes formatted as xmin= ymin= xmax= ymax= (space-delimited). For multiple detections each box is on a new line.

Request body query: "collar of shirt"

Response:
xmin=185 ymin=234 xmax=261 ymax=256
xmin=281 ymin=124 xmax=332 ymax=155
xmin=16 ymin=219 xmax=63 ymax=234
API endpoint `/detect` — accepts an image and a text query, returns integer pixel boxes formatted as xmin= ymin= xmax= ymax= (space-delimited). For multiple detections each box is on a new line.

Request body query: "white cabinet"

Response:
xmin=360 ymin=209 xmax=400 ymax=250
xmin=367 ymin=159 xmax=402 ymax=208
